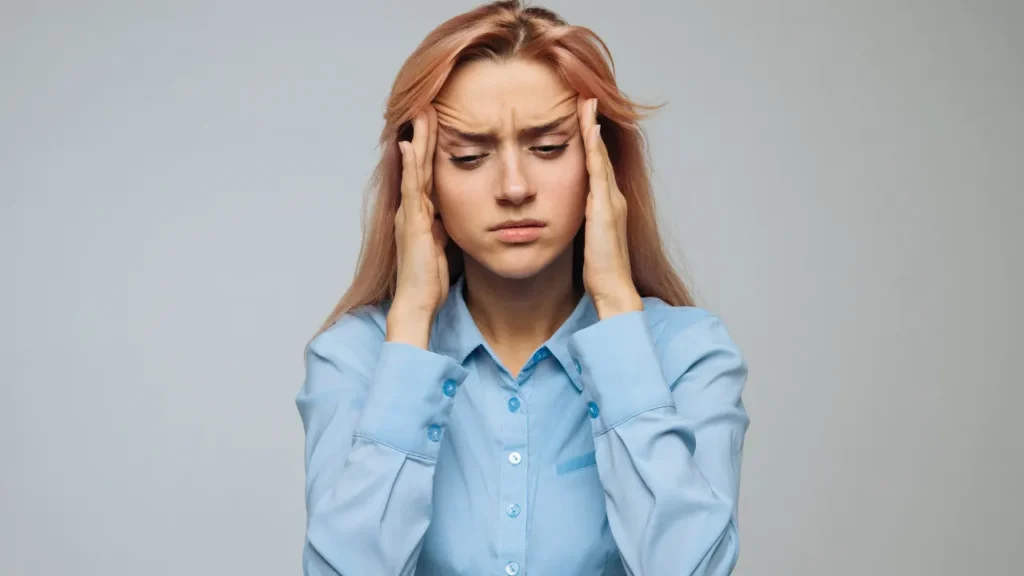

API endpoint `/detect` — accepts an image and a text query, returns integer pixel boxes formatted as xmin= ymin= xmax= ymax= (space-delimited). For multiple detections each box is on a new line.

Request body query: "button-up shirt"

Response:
xmin=297 ymin=275 xmax=749 ymax=575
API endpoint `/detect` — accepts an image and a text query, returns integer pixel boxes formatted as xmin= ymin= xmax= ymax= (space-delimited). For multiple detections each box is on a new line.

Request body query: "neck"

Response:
xmin=462 ymin=248 xmax=580 ymax=353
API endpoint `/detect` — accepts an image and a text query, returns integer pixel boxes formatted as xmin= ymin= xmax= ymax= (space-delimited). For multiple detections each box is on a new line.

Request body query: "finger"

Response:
xmin=411 ymin=110 xmax=429 ymax=179
xmin=577 ymin=94 xmax=593 ymax=139
xmin=424 ymin=104 xmax=438 ymax=186
xmin=587 ymin=124 xmax=610 ymax=207
xmin=591 ymin=98 xmax=614 ymax=189
xmin=597 ymin=123 xmax=618 ymax=195
xmin=578 ymin=96 xmax=599 ymax=162
xmin=398 ymin=141 xmax=421 ymax=209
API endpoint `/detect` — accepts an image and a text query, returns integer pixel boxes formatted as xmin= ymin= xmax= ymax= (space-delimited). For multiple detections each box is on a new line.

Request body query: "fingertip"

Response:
xmin=577 ymin=96 xmax=589 ymax=125
xmin=410 ymin=112 xmax=425 ymax=139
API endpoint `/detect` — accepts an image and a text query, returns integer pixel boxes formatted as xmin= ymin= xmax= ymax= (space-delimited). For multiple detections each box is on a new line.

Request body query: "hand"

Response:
xmin=577 ymin=95 xmax=643 ymax=320
xmin=389 ymin=105 xmax=449 ymax=346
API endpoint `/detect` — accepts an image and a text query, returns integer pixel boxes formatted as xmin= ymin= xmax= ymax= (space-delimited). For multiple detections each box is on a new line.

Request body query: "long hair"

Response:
xmin=317 ymin=0 xmax=694 ymax=335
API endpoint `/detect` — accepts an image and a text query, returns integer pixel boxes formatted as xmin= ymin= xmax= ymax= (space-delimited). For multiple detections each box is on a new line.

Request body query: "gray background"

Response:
xmin=2 ymin=0 xmax=1021 ymax=574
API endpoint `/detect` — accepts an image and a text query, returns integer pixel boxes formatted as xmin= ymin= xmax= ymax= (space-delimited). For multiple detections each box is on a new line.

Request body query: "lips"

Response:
xmin=492 ymin=220 xmax=545 ymax=243
xmin=491 ymin=219 xmax=545 ymax=231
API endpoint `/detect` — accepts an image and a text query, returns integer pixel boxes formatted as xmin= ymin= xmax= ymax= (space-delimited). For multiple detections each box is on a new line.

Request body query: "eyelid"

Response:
xmin=449 ymin=152 xmax=488 ymax=165
xmin=532 ymin=139 xmax=571 ymax=150
xmin=447 ymin=138 xmax=568 ymax=163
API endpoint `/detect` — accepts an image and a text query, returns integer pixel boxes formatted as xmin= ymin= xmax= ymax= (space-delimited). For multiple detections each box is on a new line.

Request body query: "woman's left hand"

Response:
xmin=577 ymin=95 xmax=644 ymax=320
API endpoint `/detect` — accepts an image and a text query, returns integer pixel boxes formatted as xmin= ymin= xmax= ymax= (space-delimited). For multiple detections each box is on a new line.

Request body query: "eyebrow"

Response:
xmin=439 ymin=112 xmax=576 ymax=144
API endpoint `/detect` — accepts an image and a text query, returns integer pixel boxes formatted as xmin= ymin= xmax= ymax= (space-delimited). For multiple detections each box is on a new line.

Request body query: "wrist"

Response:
xmin=386 ymin=304 xmax=434 ymax=349
xmin=593 ymin=289 xmax=643 ymax=320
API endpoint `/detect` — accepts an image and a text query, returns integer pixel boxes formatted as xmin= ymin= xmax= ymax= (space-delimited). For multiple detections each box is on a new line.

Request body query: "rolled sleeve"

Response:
xmin=567 ymin=311 xmax=675 ymax=436
xmin=355 ymin=341 xmax=470 ymax=460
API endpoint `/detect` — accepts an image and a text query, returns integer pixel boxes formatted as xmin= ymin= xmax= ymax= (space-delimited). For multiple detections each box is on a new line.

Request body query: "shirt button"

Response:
xmin=588 ymin=401 xmax=600 ymax=419
xmin=442 ymin=379 xmax=457 ymax=397
xmin=507 ymin=397 xmax=520 ymax=413
xmin=427 ymin=424 xmax=443 ymax=442
xmin=573 ymin=358 xmax=582 ymax=374
xmin=505 ymin=561 xmax=520 ymax=575
xmin=507 ymin=503 xmax=520 ymax=518
xmin=508 ymin=451 xmax=522 ymax=465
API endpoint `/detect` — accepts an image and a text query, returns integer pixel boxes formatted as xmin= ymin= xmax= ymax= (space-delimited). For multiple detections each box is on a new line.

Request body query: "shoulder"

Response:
xmin=640 ymin=297 xmax=736 ymax=346
xmin=304 ymin=303 xmax=390 ymax=380
xmin=640 ymin=297 xmax=747 ymax=387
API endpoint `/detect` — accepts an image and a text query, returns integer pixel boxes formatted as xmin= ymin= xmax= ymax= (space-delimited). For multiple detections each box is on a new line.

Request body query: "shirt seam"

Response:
xmin=592 ymin=403 xmax=675 ymax=437
xmin=352 ymin=432 xmax=437 ymax=462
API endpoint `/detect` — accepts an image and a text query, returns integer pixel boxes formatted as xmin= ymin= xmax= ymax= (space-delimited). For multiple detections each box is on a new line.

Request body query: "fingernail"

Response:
xmin=398 ymin=141 xmax=406 ymax=155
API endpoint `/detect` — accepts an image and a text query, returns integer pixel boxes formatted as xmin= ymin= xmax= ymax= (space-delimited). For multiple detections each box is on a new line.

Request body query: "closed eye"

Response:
xmin=448 ymin=142 xmax=570 ymax=168
xmin=450 ymin=153 xmax=487 ymax=165
xmin=532 ymin=143 xmax=569 ymax=156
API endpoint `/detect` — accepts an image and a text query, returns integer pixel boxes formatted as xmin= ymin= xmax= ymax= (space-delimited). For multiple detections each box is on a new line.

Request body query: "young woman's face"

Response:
xmin=432 ymin=58 xmax=587 ymax=280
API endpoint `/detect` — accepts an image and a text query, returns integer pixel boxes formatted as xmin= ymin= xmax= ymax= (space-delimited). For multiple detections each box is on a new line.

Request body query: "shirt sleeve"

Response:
xmin=567 ymin=308 xmax=749 ymax=576
xmin=295 ymin=309 xmax=469 ymax=576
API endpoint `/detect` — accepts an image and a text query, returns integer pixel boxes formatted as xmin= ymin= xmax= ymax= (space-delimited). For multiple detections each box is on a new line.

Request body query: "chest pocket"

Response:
xmin=555 ymin=450 xmax=597 ymax=475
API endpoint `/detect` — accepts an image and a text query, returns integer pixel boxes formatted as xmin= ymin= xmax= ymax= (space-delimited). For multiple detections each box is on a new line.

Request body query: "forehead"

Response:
xmin=434 ymin=58 xmax=576 ymax=129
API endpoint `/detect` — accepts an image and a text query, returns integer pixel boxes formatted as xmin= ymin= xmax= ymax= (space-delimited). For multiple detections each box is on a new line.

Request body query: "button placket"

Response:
xmin=497 ymin=373 xmax=528 ymax=576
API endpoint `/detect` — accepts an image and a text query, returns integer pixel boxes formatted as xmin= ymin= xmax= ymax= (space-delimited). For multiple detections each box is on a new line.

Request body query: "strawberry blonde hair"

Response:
xmin=317 ymin=0 xmax=694 ymax=335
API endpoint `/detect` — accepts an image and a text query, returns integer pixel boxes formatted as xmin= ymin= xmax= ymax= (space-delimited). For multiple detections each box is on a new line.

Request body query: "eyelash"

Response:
xmin=449 ymin=143 xmax=569 ymax=167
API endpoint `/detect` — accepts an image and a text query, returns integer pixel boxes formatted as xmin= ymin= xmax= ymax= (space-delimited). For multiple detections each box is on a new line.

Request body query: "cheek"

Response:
xmin=433 ymin=161 xmax=487 ymax=239
xmin=530 ymin=153 xmax=588 ymax=219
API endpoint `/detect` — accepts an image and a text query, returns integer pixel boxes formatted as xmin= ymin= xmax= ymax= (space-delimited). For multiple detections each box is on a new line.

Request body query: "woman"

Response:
xmin=296 ymin=1 xmax=749 ymax=574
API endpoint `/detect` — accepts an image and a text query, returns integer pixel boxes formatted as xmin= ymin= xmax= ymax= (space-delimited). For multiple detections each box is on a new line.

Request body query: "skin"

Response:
xmin=388 ymin=58 xmax=642 ymax=375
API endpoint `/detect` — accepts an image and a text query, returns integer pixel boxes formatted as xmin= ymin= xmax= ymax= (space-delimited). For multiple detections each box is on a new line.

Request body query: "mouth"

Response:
xmin=491 ymin=219 xmax=546 ymax=243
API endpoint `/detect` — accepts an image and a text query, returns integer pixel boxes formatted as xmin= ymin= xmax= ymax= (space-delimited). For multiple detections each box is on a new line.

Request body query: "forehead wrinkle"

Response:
xmin=537 ymin=92 xmax=579 ymax=122
xmin=433 ymin=92 xmax=579 ymax=142
xmin=433 ymin=98 xmax=477 ymax=130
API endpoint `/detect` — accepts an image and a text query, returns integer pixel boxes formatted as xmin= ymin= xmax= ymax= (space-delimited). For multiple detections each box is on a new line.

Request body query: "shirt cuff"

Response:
xmin=355 ymin=342 xmax=469 ymax=461
xmin=567 ymin=310 xmax=674 ymax=435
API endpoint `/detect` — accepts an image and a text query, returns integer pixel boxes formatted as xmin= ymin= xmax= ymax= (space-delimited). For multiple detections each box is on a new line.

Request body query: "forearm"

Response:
xmin=302 ymin=336 xmax=468 ymax=575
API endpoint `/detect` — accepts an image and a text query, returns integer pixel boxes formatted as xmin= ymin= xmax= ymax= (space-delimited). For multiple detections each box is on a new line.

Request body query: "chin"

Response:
xmin=475 ymin=247 xmax=559 ymax=280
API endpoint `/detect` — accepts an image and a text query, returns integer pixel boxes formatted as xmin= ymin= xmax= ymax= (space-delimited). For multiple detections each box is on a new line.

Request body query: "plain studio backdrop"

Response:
xmin=2 ymin=0 xmax=1021 ymax=574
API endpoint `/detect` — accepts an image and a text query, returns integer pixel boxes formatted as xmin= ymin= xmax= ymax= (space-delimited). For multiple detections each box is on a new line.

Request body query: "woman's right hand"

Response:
xmin=388 ymin=105 xmax=449 ymax=348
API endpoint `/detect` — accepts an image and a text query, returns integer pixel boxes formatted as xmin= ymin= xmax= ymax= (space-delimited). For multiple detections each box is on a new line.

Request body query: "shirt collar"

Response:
xmin=431 ymin=274 xmax=599 ymax=391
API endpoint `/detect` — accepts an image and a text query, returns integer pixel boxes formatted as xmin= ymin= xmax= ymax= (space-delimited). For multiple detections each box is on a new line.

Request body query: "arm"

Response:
xmin=568 ymin=309 xmax=749 ymax=575
xmin=296 ymin=310 xmax=468 ymax=575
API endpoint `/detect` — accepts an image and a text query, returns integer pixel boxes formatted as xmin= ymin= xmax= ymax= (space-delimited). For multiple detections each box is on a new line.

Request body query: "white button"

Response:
xmin=505 ymin=561 xmax=520 ymax=575
xmin=508 ymin=451 xmax=522 ymax=465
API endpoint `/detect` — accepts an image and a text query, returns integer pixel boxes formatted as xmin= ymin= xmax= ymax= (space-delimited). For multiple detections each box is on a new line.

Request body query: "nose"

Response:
xmin=495 ymin=149 xmax=534 ymax=206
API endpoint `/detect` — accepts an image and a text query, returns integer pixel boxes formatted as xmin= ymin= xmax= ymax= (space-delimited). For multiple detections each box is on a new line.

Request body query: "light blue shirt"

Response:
xmin=297 ymin=275 xmax=749 ymax=575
